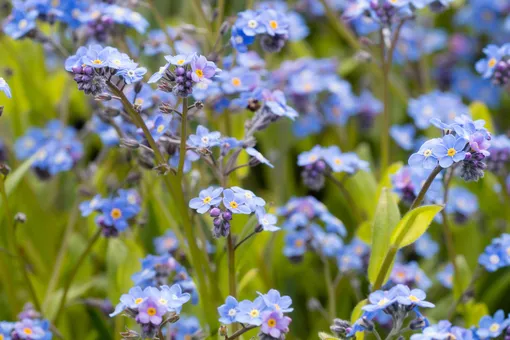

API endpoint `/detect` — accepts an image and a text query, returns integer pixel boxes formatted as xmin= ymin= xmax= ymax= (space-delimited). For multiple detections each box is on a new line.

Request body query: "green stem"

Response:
xmin=43 ymin=203 xmax=79 ymax=311
xmin=321 ymin=254 xmax=336 ymax=320
xmin=53 ymin=229 xmax=101 ymax=324
xmin=326 ymin=174 xmax=365 ymax=223
xmin=447 ymin=265 xmax=482 ymax=321
xmin=226 ymin=325 xmax=257 ymax=340
xmin=107 ymin=82 xmax=216 ymax=327
xmin=178 ymin=97 xmax=188 ymax=177
xmin=380 ymin=29 xmax=390 ymax=174
xmin=234 ymin=230 xmax=257 ymax=251
xmin=409 ymin=166 xmax=443 ymax=210
xmin=317 ymin=0 xmax=360 ymax=49
xmin=227 ymin=234 xmax=236 ymax=298
xmin=0 ymin=175 xmax=42 ymax=312
xmin=215 ymin=0 xmax=226 ymax=35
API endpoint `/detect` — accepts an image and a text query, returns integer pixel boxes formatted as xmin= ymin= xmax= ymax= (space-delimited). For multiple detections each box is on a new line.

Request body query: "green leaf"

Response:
xmin=368 ymin=188 xmax=400 ymax=285
xmin=356 ymin=221 xmax=372 ymax=244
xmin=469 ymin=101 xmax=494 ymax=133
xmin=318 ymin=332 xmax=341 ymax=340
xmin=238 ymin=268 xmax=259 ymax=294
xmin=464 ymin=301 xmax=489 ymax=327
xmin=1 ymin=154 xmax=36 ymax=199
xmin=453 ymin=255 xmax=472 ymax=300
xmin=375 ymin=162 xmax=403 ymax=203
xmin=390 ymin=205 xmax=443 ymax=248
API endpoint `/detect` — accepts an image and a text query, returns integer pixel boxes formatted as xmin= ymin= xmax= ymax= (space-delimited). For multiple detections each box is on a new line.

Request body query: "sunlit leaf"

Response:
xmin=390 ymin=205 xmax=443 ymax=248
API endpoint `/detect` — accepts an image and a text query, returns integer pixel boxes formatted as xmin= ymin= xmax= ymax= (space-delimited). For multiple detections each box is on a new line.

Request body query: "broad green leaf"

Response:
xmin=469 ymin=101 xmax=494 ymax=133
xmin=464 ymin=301 xmax=489 ymax=327
xmin=356 ymin=221 xmax=372 ymax=244
xmin=238 ymin=268 xmax=259 ymax=294
xmin=1 ymin=154 xmax=37 ymax=198
xmin=367 ymin=188 xmax=400 ymax=285
xmin=390 ymin=205 xmax=443 ymax=248
xmin=453 ymin=255 xmax=472 ymax=300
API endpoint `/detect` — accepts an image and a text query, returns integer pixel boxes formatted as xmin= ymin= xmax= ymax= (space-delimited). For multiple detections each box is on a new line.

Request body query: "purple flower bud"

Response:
xmin=210 ymin=207 xmax=221 ymax=217
xmin=175 ymin=67 xmax=185 ymax=76
xmin=222 ymin=211 xmax=233 ymax=221
xmin=213 ymin=217 xmax=222 ymax=227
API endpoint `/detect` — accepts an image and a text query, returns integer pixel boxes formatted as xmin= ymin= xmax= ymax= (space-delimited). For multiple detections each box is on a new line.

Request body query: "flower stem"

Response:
xmin=325 ymin=173 xmax=365 ymax=223
xmin=0 ymin=174 xmax=42 ymax=312
xmin=441 ymin=166 xmax=459 ymax=296
xmin=409 ymin=166 xmax=443 ymax=210
xmin=226 ymin=325 xmax=257 ymax=340
xmin=227 ymin=233 xmax=236 ymax=298
xmin=234 ymin=230 xmax=258 ymax=251
xmin=178 ymin=97 xmax=188 ymax=177
xmin=320 ymin=254 xmax=336 ymax=321
xmin=53 ymin=228 xmax=101 ymax=324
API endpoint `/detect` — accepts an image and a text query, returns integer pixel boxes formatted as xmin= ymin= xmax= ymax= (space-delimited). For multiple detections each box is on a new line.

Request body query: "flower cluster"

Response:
xmin=65 ymin=45 xmax=147 ymax=95
xmin=3 ymin=1 xmax=148 ymax=41
xmin=231 ymin=7 xmax=290 ymax=53
xmin=445 ymin=186 xmax=478 ymax=223
xmin=0 ymin=304 xmax=52 ymax=340
xmin=148 ymin=53 xmax=220 ymax=97
xmin=189 ymin=186 xmax=278 ymax=238
xmin=218 ymin=289 xmax=292 ymax=339
xmin=478 ymin=233 xmax=510 ymax=272
xmin=392 ymin=166 xmax=443 ymax=205
xmin=486 ymin=134 xmax=510 ymax=175
xmin=297 ymin=145 xmax=369 ymax=190
xmin=336 ymin=238 xmax=370 ymax=274
xmin=476 ymin=44 xmax=510 ymax=86
xmin=337 ymin=284 xmax=433 ymax=338
xmin=14 ymin=120 xmax=83 ymax=178
xmin=131 ymin=254 xmax=198 ymax=305
xmin=409 ymin=115 xmax=492 ymax=182
xmin=410 ymin=320 xmax=474 ymax=340
xmin=278 ymin=196 xmax=347 ymax=261
xmin=79 ymin=189 xmax=141 ymax=237
xmin=110 ymin=285 xmax=190 ymax=338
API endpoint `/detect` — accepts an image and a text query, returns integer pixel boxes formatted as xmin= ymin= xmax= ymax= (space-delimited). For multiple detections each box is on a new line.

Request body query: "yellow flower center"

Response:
xmin=447 ymin=148 xmax=456 ymax=157
xmin=506 ymin=247 xmax=510 ymax=256
xmin=274 ymin=304 xmax=280 ymax=310
xmin=334 ymin=158 xmax=342 ymax=165
xmin=490 ymin=254 xmax=500 ymax=264
xmin=294 ymin=239 xmax=303 ymax=247
xmin=18 ymin=19 xmax=28 ymax=29
xmin=0 ymin=334 xmax=4 ymax=340
xmin=23 ymin=328 xmax=33 ymax=335
xmin=409 ymin=295 xmax=420 ymax=302
xmin=176 ymin=59 xmax=185 ymax=65
xmin=269 ymin=20 xmax=278 ymax=29
xmin=423 ymin=149 xmax=432 ymax=157
xmin=203 ymin=196 xmax=212 ymax=204
xmin=309 ymin=155 xmax=318 ymax=162
xmin=267 ymin=318 xmax=277 ymax=327
xmin=377 ymin=298 xmax=389 ymax=306
xmin=52 ymin=0 xmax=60 ymax=6
xmin=157 ymin=124 xmax=165 ymax=133
xmin=147 ymin=307 xmax=157 ymax=316
xmin=249 ymin=309 xmax=260 ymax=318
xmin=195 ymin=69 xmax=204 ymax=78
xmin=230 ymin=201 xmax=238 ymax=209
xmin=231 ymin=77 xmax=241 ymax=86
xmin=135 ymin=297 xmax=144 ymax=304
xmin=488 ymin=58 xmax=497 ymax=68
xmin=110 ymin=208 xmax=122 ymax=220
xmin=135 ymin=98 xmax=144 ymax=105
xmin=490 ymin=323 xmax=500 ymax=333
xmin=159 ymin=298 xmax=168 ymax=305
xmin=248 ymin=20 xmax=258 ymax=28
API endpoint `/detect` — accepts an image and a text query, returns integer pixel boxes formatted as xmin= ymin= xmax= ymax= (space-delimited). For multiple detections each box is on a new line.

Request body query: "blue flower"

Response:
xmin=187 ymin=125 xmax=221 ymax=149
xmin=436 ymin=263 xmax=453 ymax=289
xmin=169 ymin=150 xmax=199 ymax=173
xmin=0 ymin=78 xmax=12 ymax=98
xmin=101 ymin=197 xmax=139 ymax=232
xmin=154 ymin=230 xmax=179 ymax=254
xmin=390 ymin=124 xmax=416 ymax=151
xmin=0 ymin=321 xmax=13 ymax=340
xmin=147 ymin=114 xmax=172 ymax=141
xmin=79 ymin=195 xmax=105 ymax=217
xmin=189 ymin=187 xmax=223 ymax=214
xmin=283 ymin=230 xmax=307 ymax=257
xmin=110 ymin=286 xmax=147 ymax=316
xmin=148 ymin=62 xmax=171 ymax=83
xmin=393 ymin=285 xmax=435 ymax=308
xmin=117 ymin=67 xmax=147 ymax=84
xmin=3 ymin=7 xmax=37 ymax=39
xmin=409 ymin=139 xmax=441 ymax=170
xmin=165 ymin=53 xmax=196 ymax=66
xmin=362 ymin=289 xmax=397 ymax=313
xmin=265 ymin=90 xmax=298 ymax=120
xmin=260 ymin=9 xmax=289 ymax=36
xmin=235 ymin=10 xmax=266 ymax=36
xmin=159 ymin=284 xmax=191 ymax=313
xmin=246 ymin=147 xmax=274 ymax=168
xmin=220 ymin=67 xmax=259 ymax=94
xmin=297 ymin=145 xmax=324 ymax=166
xmin=236 ymin=297 xmax=266 ymax=326
xmin=222 ymin=189 xmax=251 ymax=214
xmin=476 ymin=45 xmax=507 ymax=78
xmin=256 ymin=209 xmax=280 ymax=232
xmin=218 ymin=296 xmax=240 ymax=324
xmin=476 ymin=310 xmax=510 ymax=339
xmin=230 ymin=27 xmax=256 ymax=53
xmin=258 ymin=289 xmax=293 ymax=313
xmin=446 ymin=187 xmax=478 ymax=217
xmin=479 ymin=244 xmax=506 ymax=272
xmin=432 ymin=134 xmax=468 ymax=168
xmin=231 ymin=186 xmax=265 ymax=212
xmin=83 ymin=46 xmax=116 ymax=68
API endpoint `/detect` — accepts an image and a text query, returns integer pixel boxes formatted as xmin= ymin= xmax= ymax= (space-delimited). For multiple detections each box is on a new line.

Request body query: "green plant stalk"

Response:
xmin=0 ymin=175 xmax=42 ymax=312
xmin=53 ymin=228 xmax=101 ymax=324
xmin=107 ymin=82 xmax=217 ymax=327
xmin=43 ymin=203 xmax=79 ymax=310
xmin=215 ymin=0 xmax=226 ymax=36
xmin=321 ymin=254 xmax=336 ymax=320
xmin=373 ymin=165 xmax=443 ymax=290
xmin=326 ymin=173 xmax=365 ymax=223
xmin=441 ymin=167 xmax=460 ymax=292
xmin=177 ymin=97 xmax=188 ymax=177
xmin=227 ymin=233 xmax=236 ymax=298
xmin=447 ymin=265 xmax=482 ymax=321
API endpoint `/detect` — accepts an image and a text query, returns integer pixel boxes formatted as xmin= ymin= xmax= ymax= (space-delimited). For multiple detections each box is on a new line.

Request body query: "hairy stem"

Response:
xmin=409 ymin=166 xmax=443 ymax=210
xmin=178 ymin=97 xmax=188 ymax=177
xmin=226 ymin=325 xmax=257 ymax=340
